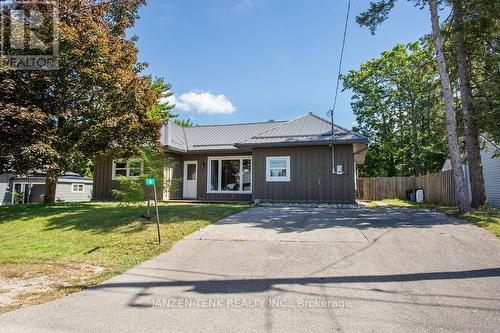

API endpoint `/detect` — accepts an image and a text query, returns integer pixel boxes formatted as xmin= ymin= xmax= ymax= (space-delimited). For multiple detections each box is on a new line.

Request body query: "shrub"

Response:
xmin=111 ymin=147 xmax=180 ymax=203
xmin=112 ymin=175 xmax=146 ymax=203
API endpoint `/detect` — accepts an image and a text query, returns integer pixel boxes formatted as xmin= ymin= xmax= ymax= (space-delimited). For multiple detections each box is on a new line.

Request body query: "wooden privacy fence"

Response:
xmin=357 ymin=170 xmax=456 ymax=206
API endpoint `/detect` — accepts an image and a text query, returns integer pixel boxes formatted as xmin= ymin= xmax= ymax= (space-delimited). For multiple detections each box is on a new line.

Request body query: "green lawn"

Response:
xmin=379 ymin=199 xmax=500 ymax=237
xmin=0 ymin=202 xmax=249 ymax=312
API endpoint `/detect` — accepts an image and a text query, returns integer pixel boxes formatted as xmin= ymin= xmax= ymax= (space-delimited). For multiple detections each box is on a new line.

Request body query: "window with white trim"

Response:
xmin=112 ymin=158 xmax=143 ymax=179
xmin=207 ymin=156 xmax=252 ymax=193
xmin=266 ymin=156 xmax=290 ymax=182
xmin=72 ymin=184 xmax=85 ymax=193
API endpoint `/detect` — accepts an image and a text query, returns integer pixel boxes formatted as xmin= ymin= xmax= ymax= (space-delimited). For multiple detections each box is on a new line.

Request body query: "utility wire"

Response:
xmin=329 ymin=0 xmax=351 ymax=126
xmin=329 ymin=0 xmax=351 ymax=175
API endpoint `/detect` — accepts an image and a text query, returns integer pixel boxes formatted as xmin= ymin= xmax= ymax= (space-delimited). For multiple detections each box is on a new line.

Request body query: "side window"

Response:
xmin=72 ymin=184 xmax=85 ymax=193
xmin=266 ymin=156 xmax=290 ymax=182
xmin=128 ymin=160 xmax=143 ymax=177
xmin=112 ymin=159 xmax=143 ymax=179
xmin=113 ymin=160 xmax=128 ymax=177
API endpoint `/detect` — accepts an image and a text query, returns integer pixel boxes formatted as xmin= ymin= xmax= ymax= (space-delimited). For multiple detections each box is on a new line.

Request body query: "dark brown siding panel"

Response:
xmin=165 ymin=152 xmax=183 ymax=199
xmin=176 ymin=153 xmax=252 ymax=202
xmin=252 ymin=145 xmax=355 ymax=203
xmin=94 ymin=146 xmax=355 ymax=203
xmin=92 ymin=157 xmax=114 ymax=201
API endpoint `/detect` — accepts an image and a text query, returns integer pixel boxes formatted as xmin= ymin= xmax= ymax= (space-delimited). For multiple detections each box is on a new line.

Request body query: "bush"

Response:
xmin=111 ymin=147 xmax=180 ymax=203
xmin=112 ymin=175 xmax=146 ymax=203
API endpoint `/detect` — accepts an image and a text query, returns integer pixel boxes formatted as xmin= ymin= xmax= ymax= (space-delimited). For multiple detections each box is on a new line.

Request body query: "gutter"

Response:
xmin=235 ymin=139 xmax=368 ymax=149
xmin=163 ymin=146 xmax=188 ymax=154
xmin=164 ymin=140 xmax=368 ymax=154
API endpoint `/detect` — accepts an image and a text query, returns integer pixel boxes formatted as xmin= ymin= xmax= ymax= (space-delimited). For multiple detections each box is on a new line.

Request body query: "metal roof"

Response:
xmin=165 ymin=121 xmax=188 ymax=151
xmin=162 ymin=113 xmax=367 ymax=152
xmin=237 ymin=113 xmax=366 ymax=147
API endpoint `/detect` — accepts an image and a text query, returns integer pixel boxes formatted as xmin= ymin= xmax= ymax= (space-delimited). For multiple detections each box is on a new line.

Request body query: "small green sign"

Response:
xmin=145 ymin=178 xmax=155 ymax=186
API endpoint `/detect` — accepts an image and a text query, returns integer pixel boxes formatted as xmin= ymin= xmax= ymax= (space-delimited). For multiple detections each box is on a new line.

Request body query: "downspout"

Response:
xmin=354 ymin=162 xmax=357 ymax=190
xmin=330 ymin=109 xmax=336 ymax=174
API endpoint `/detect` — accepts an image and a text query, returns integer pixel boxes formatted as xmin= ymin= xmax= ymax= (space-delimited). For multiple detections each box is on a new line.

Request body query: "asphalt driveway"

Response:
xmin=1 ymin=207 xmax=500 ymax=332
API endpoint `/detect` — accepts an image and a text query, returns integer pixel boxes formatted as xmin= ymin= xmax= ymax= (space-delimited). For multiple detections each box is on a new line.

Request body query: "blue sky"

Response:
xmin=130 ymin=0 xmax=436 ymax=128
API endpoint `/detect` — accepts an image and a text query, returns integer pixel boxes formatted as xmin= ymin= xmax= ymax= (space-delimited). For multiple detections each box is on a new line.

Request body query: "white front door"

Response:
xmin=12 ymin=183 xmax=27 ymax=204
xmin=183 ymin=161 xmax=198 ymax=199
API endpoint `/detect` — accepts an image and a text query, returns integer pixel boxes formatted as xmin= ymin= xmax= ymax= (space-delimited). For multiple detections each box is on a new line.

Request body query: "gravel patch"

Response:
xmin=0 ymin=276 xmax=54 ymax=306
xmin=0 ymin=263 xmax=104 ymax=310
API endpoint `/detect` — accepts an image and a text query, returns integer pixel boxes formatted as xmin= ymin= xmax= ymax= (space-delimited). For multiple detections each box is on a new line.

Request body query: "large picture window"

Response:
xmin=208 ymin=156 xmax=252 ymax=193
xmin=112 ymin=158 xmax=143 ymax=180
xmin=266 ymin=156 xmax=290 ymax=182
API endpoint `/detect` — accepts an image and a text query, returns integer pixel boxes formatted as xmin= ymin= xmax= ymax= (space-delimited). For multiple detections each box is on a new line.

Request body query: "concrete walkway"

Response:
xmin=1 ymin=207 xmax=500 ymax=332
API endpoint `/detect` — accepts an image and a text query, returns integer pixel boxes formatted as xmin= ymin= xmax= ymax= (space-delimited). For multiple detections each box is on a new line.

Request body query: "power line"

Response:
xmin=329 ymin=0 xmax=351 ymax=126
xmin=329 ymin=0 xmax=351 ymax=175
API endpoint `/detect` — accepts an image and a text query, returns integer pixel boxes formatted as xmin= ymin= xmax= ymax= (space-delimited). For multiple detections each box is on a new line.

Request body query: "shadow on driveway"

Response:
xmin=215 ymin=207 xmax=467 ymax=234
xmin=91 ymin=267 xmax=500 ymax=295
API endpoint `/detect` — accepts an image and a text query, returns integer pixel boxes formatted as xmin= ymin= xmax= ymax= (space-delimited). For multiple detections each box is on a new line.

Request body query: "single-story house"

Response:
xmin=442 ymin=135 xmax=500 ymax=208
xmin=93 ymin=112 xmax=368 ymax=203
xmin=0 ymin=172 xmax=93 ymax=205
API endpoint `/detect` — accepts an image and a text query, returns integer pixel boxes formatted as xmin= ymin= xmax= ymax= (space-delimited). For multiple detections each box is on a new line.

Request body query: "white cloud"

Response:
xmin=162 ymin=91 xmax=236 ymax=114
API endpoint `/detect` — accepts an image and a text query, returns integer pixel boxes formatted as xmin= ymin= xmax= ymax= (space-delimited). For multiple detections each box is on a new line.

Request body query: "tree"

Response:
xmin=451 ymin=0 xmax=486 ymax=207
xmin=150 ymin=76 xmax=192 ymax=127
xmin=112 ymin=147 xmax=180 ymax=203
xmin=174 ymin=118 xmax=193 ymax=127
xmin=428 ymin=0 xmax=469 ymax=212
xmin=0 ymin=1 xmax=162 ymax=203
xmin=150 ymin=77 xmax=177 ymax=122
xmin=458 ymin=0 xmax=500 ymax=144
xmin=356 ymin=0 xmax=471 ymax=212
xmin=342 ymin=41 xmax=448 ymax=178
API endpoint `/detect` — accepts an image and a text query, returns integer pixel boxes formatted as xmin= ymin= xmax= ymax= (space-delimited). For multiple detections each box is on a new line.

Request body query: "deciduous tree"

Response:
xmin=0 ymin=0 xmax=162 ymax=203
xmin=342 ymin=41 xmax=448 ymax=178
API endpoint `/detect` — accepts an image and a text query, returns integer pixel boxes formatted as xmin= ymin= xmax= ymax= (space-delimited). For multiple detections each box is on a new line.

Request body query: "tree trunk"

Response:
xmin=452 ymin=0 xmax=486 ymax=208
xmin=428 ymin=0 xmax=470 ymax=213
xmin=412 ymin=106 xmax=420 ymax=177
xmin=43 ymin=170 xmax=59 ymax=203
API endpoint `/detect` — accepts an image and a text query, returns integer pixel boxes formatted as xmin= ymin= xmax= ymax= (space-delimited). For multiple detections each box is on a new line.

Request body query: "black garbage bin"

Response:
xmin=406 ymin=189 xmax=415 ymax=202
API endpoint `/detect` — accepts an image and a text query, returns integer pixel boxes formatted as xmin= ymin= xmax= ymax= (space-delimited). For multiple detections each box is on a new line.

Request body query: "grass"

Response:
xmin=377 ymin=199 xmax=500 ymax=237
xmin=0 ymin=202 xmax=249 ymax=312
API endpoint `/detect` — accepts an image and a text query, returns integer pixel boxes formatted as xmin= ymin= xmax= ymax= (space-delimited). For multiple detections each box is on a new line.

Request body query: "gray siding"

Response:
xmin=0 ymin=174 xmax=14 ymax=205
xmin=55 ymin=183 xmax=93 ymax=202
xmin=482 ymin=141 xmax=500 ymax=208
xmin=2 ymin=177 xmax=92 ymax=204
xmin=252 ymin=145 xmax=355 ymax=203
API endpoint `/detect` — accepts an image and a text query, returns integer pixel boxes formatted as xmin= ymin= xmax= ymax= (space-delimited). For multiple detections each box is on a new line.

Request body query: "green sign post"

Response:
xmin=145 ymin=178 xmax=161 ymax=244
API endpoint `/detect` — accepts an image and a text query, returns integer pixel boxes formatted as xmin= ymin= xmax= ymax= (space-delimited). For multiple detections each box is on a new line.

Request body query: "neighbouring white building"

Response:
xmin=442 ymin=135 xmax=500 ymax=208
